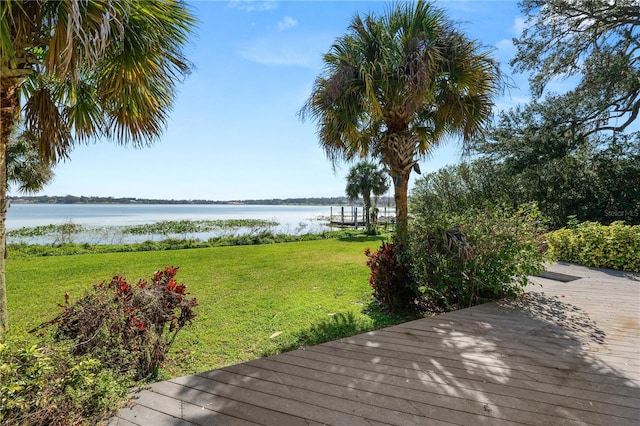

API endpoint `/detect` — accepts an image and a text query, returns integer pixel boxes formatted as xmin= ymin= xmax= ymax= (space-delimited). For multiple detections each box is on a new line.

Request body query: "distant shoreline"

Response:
xmin=9 ymin=195 xmax=395 ymax=207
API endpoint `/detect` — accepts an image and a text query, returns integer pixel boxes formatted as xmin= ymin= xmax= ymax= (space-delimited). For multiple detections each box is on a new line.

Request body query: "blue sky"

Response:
xmin=19 ymin=0 xmax=533 ymax=201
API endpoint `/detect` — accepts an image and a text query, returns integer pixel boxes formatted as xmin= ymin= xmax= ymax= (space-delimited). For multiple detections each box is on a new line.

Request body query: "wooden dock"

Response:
xmin=328 ymin=206 xmax=395 ymax=228
xmin=109 ymin=263 xmax=640 ymax=425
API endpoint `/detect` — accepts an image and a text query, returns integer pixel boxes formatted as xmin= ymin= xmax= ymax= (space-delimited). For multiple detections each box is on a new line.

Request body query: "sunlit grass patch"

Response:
xmin=7 ymin=237 xmax=411 ymax=378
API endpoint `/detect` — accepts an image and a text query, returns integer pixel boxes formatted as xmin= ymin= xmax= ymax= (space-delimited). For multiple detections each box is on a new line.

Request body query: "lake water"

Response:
xmin=7 ymin=204 xmax=339 ymax=244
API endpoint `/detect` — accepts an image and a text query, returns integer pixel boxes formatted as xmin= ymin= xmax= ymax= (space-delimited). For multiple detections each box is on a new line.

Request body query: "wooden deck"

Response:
xmin=109 ymin=263 xmax=640 ymax=425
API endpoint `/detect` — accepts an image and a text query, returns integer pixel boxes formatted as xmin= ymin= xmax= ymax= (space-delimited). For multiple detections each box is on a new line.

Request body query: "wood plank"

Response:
xmin=231 ymin=359 xmax=533 ymax=426
xmin=245 ymin=355 xmax=597 ymax=426
xmin=109 ymin=263 xmax=640 ymax=425
xmin=151 ymin=380 xmax=293 ymax=426
xmin=173 ymin=373 xmax=392 ymax=426
xmin=288 ymin=345 xmax=640 ymax=423
xmin=112 ymin=391 xmax=196 ymax=426
xmin=196 ymin=367 xmax=449 ymax=426
xmin=281 ymin=345 xmax=640 ymax=409
xmin=394 ymin=315 xmax=640 ymax=353
xmin=313 ymin=339 xmax=640 ymax=395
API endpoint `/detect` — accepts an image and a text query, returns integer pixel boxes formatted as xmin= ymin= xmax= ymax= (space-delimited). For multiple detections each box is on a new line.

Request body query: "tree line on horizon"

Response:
xmin=9 ymin=194 xmax=390 ymax=206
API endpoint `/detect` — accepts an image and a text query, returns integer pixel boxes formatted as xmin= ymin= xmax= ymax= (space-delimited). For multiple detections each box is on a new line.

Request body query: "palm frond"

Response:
xmin=3 ymin=0 xmax=196 ymax=162
xmin=95 ymin=0 xmax=196 ymax=145
xmin=22 ymin=76 xmax=73 ymax=162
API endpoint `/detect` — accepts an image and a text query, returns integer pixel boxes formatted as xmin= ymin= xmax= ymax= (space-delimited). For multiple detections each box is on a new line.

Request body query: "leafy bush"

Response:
xmin=0 ymin=337 xmax=131 ymax=426
xmin=409 ymin=204 xmax=547 ymax=311
xmin=547 ymin=221 xmax=640 ymax=272
xmin=38 ymin=266 xmax=197 ymax=380
xmin=365 ymin=240 xmax=418 ymax=313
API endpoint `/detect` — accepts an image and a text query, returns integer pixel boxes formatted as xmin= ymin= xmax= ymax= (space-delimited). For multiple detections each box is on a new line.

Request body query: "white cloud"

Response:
xmin=278 ymin=16 xmax=298 ymax=31
xmin=493 ymin=17 xmax=527 ymax=64
xmin=237 ymin=33 xmax=332 ymax=68
xmin=229 ymin=0 xmax=278 ymax=13
xmin=238 ymin=38 xmax=318 ymax=68
xmin=511 ymin=17 xmax=526 ymax=36
xmin=495 ymin=38 xmax=516 ymax=61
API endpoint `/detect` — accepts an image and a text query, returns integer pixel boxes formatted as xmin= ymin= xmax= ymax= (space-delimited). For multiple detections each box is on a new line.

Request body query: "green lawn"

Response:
xmin=6 ymin=236 xmax=407 ymax=379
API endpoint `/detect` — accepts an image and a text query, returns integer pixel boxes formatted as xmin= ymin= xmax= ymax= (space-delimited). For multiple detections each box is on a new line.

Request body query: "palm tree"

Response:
xmin=5 ymin=128 xmax=54 ymax=259
xmin=8 ymin=129 xmax=54 ymax=193
xmin=345 ymin=161 xmax=389 ymax=234
xmin=300 ymin=0 xmax=502 ymax=244
xmin=0 ymin=0 xmax=196 ymax=332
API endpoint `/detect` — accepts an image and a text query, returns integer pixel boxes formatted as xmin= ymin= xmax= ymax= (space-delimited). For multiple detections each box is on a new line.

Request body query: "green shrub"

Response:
xmin=409 ymin=203 xmax=547 ymax=311
xmin=547 ymin=221 xmax=640 ymax=272
xmin=364 ymin=240 xmax=418 ymax=313
xmin=38 ymin=266 xmax=198 ymax=380
xmin=0 ymin=336 xmax=131 ymax=426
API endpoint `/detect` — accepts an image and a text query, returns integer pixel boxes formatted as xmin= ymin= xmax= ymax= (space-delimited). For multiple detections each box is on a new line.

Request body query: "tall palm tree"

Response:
xmin=0 ymin=0 xmax=196 ymax=332
xmin=300 ymin=0 xmax=502 ymax=244
xmin=345 ymin=161 xmax=389 ymax=234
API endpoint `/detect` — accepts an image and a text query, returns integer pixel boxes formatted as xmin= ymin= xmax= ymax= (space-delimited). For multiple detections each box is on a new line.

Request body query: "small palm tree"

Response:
xmin=300 ymin=0 xmax=502 ymax=244
xmin=5 ymin=129 xmax=54 ymax=259
xmin=345 ymin=161 xmax=389 ymax=234
xmin=0 ymin=0 xmax=196 ymax=331
xmin=8 ymin=129 xmax=54 ymax=194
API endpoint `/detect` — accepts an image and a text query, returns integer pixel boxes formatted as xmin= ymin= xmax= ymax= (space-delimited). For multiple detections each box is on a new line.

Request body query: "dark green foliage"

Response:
xmin=409 ymin=160 xmax=504 ymax=219
xmin=547 ymin=222 xmax=640 ymax=272
xmin=8 ymin=222 xmax=85 ymax=243
xmin=427 ymin=97 xmax=640 ymax=229
xmin=37 ymin=266 xmax=197 ymax=381
xmin=365 ymin=240 xmax=419 ymax=313
xmin=409 ymin=203 xmax=547 ymax=312
xmin=0 ymin=336 xmax=131 ymax=426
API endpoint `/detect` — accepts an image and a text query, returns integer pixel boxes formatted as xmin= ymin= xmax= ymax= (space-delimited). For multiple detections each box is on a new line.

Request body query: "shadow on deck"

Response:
xmin=109 ymin=263 xmax=640 ymax=425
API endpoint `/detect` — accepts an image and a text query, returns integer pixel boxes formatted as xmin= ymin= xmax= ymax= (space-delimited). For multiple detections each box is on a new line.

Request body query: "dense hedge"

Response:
xmin=547 ymin=221 xmax=640 ymax=272
xmin=408 ymin=204 xmax=547 ymax=312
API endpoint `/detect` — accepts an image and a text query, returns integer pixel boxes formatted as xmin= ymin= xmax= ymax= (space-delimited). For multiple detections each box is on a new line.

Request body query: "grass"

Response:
xmin=6 ymin=236 xmax=410 ymax=380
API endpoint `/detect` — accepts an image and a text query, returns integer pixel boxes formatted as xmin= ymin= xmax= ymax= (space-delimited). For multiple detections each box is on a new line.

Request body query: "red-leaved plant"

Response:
xmin=365 ymin=241 xmax=417 ymax=313
xmin=37 ymin=266 xmax=197 ymax=380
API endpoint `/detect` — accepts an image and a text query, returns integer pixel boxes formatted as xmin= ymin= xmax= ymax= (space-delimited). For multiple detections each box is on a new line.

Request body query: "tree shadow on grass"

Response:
xmin=263 ymin=305 xmax=417 ymax=356
xmin=337 ymin=234 xmax=388 ymax=243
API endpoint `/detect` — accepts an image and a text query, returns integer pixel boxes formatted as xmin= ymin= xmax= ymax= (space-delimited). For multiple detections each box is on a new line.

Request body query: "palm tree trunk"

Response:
xmin=363 ymin=193 xmax=372 ymax=233
xmin=0 ymin=79 xmax=20 ymax=333
xmin=393 ymin=169 xmax=411 ymax=245
xmin=382 ymin=131 xmax=416 ymax=245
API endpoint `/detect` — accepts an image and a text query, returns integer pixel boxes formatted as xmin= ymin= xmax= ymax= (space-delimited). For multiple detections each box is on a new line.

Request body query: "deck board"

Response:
xmin=110 ymin=263 xmax=640 ymax=425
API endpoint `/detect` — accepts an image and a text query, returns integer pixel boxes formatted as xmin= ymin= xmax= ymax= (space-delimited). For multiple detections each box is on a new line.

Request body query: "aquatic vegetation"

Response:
xmin=7 ymin=219 xmax=280 ymax=245
xmin=122 ymin=219 xmax=278 ymax=236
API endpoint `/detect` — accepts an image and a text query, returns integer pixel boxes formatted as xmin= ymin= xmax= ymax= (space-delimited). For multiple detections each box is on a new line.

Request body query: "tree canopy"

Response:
xmin=301 ymin=0 xmax=502 ymax=242
xmin=512 ymin=0 xmax=640 ymax=134
xmin=416 ymin=96 xmax=640 ymax=228
xmin=345 ymin=161 xmax=389 ymax=233
xmin=0 ymin=0 xmax=196 ymax=332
